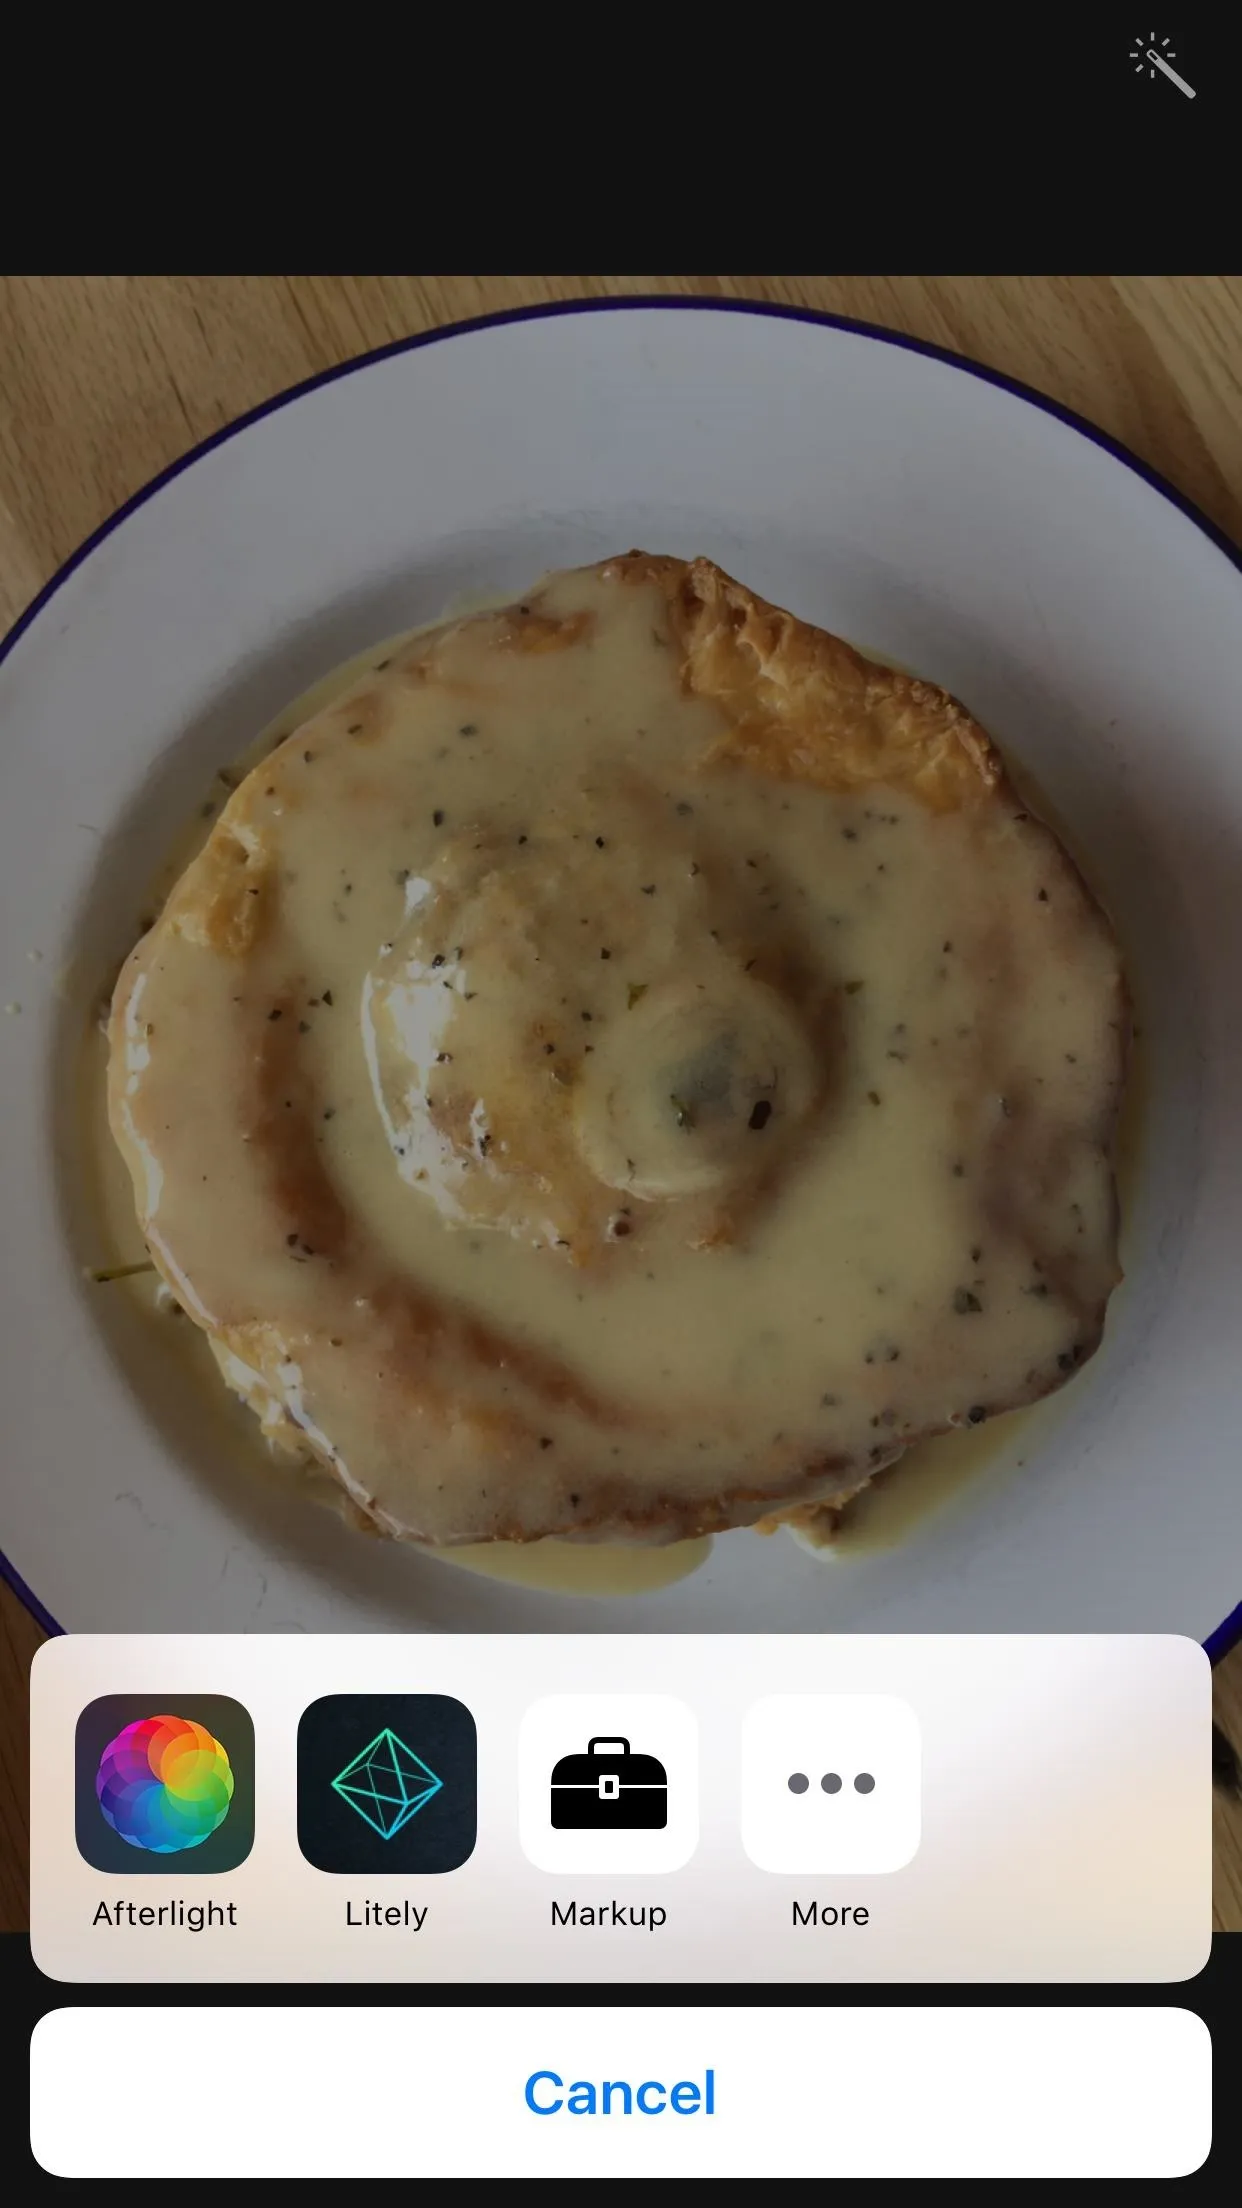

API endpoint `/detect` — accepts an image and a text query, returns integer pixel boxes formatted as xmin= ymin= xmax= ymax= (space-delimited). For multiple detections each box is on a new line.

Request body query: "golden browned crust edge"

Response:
xmin=603 ymin=553 xmax=1004 ymax=812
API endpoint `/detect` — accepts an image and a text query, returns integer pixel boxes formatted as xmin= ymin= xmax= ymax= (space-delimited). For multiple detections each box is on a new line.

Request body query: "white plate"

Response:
xmin=3 ymin=301 xmax=1241 ymax=1642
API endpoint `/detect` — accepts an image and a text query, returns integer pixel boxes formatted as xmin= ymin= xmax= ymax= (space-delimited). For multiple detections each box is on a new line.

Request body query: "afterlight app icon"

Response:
xmin=75 ymin=1695 xmax=255 ymax=1874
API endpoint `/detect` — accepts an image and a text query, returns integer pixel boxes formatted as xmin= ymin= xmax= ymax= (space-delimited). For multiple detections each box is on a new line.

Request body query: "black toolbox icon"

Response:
xmin=550 ymin=1737 xmax=669 ymax=1831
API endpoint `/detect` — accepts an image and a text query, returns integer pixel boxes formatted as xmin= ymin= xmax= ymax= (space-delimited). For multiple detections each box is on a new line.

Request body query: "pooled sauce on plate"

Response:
xmin=103 ymin=557 xmax=1127 ymax=1552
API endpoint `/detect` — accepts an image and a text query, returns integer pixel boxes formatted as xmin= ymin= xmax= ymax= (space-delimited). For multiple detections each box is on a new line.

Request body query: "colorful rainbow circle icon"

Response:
xmin=95 ymin=1714 xmax=234 ymax=1854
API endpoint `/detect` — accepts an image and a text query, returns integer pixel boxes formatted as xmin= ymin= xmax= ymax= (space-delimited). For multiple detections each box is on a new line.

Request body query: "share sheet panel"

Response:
xmin=30 ymin=1633 xmax=1209 ymax=1983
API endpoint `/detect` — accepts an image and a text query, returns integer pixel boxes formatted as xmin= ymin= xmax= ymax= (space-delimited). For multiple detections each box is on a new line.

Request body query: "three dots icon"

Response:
xmin=788 ymin=1770 xmax=875 ymax=1795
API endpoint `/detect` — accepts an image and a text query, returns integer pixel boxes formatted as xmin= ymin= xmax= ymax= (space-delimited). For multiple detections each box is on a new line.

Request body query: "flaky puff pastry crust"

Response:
xmin=107 ymin=556 xmax=1126 ymax=1548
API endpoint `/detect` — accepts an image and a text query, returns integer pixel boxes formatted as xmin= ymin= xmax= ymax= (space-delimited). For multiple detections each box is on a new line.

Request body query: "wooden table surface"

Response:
xmin=2 ymin=275 xmax=1241 ymax=1936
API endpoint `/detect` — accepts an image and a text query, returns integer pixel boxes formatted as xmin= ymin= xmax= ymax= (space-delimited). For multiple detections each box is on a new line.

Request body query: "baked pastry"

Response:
xmin=107 ymin=555 xmax=1127 ymax=1545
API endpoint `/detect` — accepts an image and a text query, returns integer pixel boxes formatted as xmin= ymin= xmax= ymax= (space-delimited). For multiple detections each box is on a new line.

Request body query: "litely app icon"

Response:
xmin=297 ymin=1695 xmax=477 ymax=1874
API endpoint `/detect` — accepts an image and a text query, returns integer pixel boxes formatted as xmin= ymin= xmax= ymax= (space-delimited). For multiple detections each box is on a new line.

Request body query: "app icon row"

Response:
xmin=75 ymin=1691 xmax=921 ymax=1877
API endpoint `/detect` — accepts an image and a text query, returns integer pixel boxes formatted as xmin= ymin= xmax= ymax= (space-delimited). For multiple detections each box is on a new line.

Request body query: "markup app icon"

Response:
xmin=332 ymin=1728 xmax=442 ymax=1839
xmin=297 ymin=1696 xmax=476 ymax=1875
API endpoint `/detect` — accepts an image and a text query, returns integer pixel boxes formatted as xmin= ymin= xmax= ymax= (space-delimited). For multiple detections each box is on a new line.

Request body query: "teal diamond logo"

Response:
xmin=330 ymin=1728 xmax=443 ymax=1839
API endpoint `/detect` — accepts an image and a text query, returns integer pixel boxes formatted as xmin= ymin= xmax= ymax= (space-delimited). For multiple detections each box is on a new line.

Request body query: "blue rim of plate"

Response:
xmin=1 ymin=293 xmax=1240 ymax=1661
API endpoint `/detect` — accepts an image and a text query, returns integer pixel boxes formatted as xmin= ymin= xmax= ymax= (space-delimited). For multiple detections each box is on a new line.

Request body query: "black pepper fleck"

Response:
xmin=433 ymin=809 xmax=445 ymax=826
xmin=954 ymin=1288 xmax=983 ymax=1314
xmin=748 ymin=1100 xmax=773 ymax=1131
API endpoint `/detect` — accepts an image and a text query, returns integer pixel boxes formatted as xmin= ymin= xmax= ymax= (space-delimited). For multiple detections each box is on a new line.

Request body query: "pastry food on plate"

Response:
xmin=107 ymin=555 xmax=1127 ymax=1545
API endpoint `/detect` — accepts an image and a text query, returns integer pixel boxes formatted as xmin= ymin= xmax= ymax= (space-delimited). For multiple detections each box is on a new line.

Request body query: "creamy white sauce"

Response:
xmin=97 ymin=562 xmax=1126 ymax=1562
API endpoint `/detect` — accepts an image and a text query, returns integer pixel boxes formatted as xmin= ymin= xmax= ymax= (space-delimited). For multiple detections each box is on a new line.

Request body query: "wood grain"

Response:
xmin=2 ymin=274 xmax=1241 ymax=1937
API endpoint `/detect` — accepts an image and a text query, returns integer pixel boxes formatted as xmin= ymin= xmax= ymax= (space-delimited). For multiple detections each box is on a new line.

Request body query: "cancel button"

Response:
xmin=525 ymin=2069 xmax=716 ymax=2117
